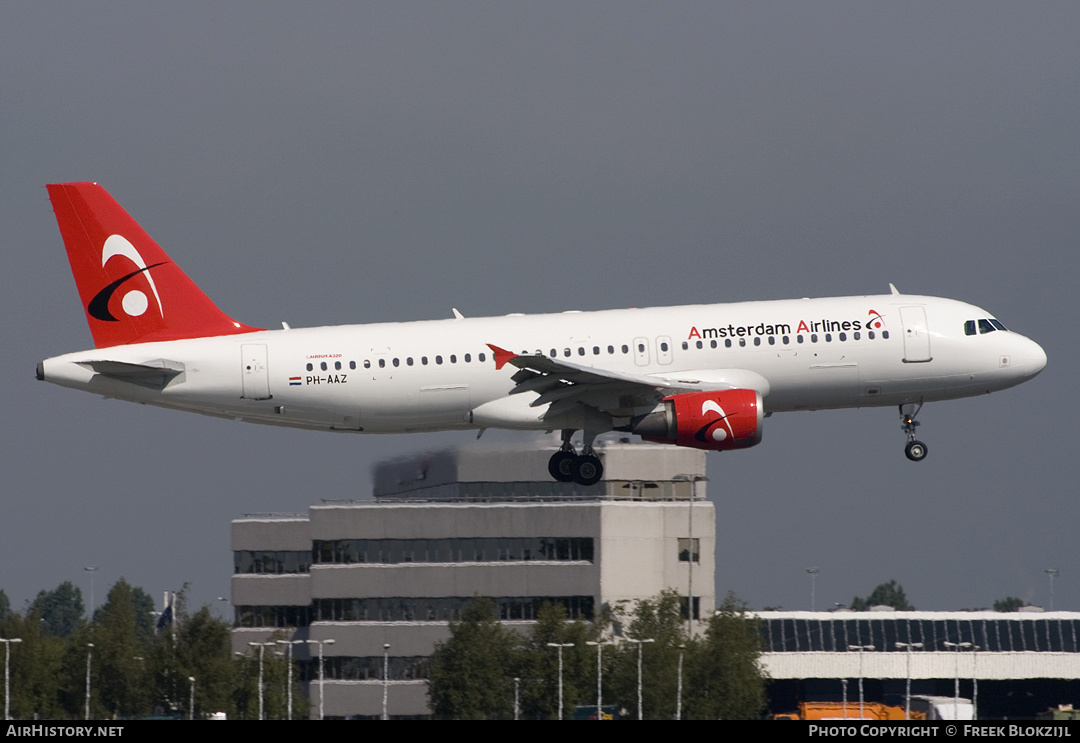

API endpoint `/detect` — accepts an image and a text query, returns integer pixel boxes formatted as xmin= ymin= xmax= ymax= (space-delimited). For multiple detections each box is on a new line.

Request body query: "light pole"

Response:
xmin=248 ymin=641 xmax=275 ymax=720
xmin=847 ymin=644 xmax=873 ymax=719
xmin=626 ymin=638 xmax=655 ymax=720
xmin=513 ymin=677 xmax=520 ymax=720
xmin=585 ymin=640 xmax=612 ymax=720
xmin=674 ymin=474 xmax=707 ymax=637
xmin=188 ymin=676 xmax=195 ymax=720
xmin=676 ymin=644 xmax=686 ymax=721
xmin=807 ymin=568 xmax=820 ymax=612
xmin=546 ymin=642 xmax=573 ymax=720
xmin=1046 ymin=568 xmax=1059 ymax=611
xmin=382 ymin=643 xmax=390 ymax=721
xmin=277 ymin=639 xmax=306 ymax=720
xmin=895 ymin=642 xmax=923 ymax=720
xmin=943 ymin=641 xmax=973 ymax=719
xmin=2 ymin=638 xmax=22 ymax=721
xmin=84 ymin=567 xmax=97 ymax=619
xmin=304 ymin=638 xmax=335 ymax=720
xmin=84 ymin=643 xmax=94 ymax=720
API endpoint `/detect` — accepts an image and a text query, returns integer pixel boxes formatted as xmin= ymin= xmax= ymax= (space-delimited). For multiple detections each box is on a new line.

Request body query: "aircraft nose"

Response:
xmin=1018 ymin=337 xmax=1047 ymax=378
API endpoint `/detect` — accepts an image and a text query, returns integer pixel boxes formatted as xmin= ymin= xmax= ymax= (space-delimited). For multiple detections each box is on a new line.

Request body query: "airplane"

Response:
xmin=37 ymin=182 xmax=1047 ymax=485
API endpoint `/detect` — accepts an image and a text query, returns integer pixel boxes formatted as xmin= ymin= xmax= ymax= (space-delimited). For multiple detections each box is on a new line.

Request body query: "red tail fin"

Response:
xmin=47 ymin=182 xmax=262 ymax=348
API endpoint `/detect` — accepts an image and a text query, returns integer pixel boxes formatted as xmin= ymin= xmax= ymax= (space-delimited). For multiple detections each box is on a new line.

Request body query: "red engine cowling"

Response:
xmin=632 ymin=389 xmax=763 ymax=451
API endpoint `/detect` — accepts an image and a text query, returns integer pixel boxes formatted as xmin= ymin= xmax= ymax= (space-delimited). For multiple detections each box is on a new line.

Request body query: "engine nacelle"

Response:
xmin=632 ymin=389 xmax=764 ymax=451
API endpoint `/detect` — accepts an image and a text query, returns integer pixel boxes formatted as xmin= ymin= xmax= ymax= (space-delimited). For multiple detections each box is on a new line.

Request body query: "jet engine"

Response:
xmin=631 ymin=389 xmax=763 ymax=451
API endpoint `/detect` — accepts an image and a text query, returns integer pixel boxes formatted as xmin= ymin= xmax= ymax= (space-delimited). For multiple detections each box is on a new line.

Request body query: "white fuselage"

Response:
xmin=39 ymin=293 xmax=1046 ymax=436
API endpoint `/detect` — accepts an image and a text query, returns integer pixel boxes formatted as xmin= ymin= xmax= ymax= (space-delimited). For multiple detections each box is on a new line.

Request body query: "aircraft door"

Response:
xmin=900 ymin=306 xmax=932 ymax=363
xmin=656 ymin=336 xmax=673 ymax=365
xmin=633 ymin=337 xmax=650 ymax=367
xmin=241 ymin=344 xmax=272 ymax=400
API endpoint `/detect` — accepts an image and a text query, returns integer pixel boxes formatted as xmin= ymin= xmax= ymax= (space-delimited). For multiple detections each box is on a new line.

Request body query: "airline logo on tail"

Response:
xmin=88 ymin=235 xmax=166 ymax=322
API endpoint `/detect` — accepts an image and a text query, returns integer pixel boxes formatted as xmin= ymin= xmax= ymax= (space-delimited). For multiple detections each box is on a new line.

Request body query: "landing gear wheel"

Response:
xmin=548 ymin=451 xmax=577 ymax=482
xmin=905 ymin=441 xmax=928 ymax=462
xmin=572 ymin=455 xmax=603 ymax=486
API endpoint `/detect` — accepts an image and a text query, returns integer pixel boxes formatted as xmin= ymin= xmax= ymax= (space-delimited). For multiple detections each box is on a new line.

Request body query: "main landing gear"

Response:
xmin=548 ymin=429 xmax=604 ymax=486
xmin=900 ymin=403 xmax=928 ymax=462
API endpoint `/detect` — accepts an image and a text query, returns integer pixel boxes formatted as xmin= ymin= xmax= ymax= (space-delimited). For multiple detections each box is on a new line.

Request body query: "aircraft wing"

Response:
xmin=486 ymin=344 xmax=769 ymax=419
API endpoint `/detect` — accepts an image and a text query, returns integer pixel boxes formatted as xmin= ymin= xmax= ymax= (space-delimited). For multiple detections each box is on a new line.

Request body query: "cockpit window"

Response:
xmin=989 ymin=319 xmax=1007 ymax=331
xmin=978 ymin=319 xmax=996 ymax=334
xmin=964 ymin=320 xmax=976 ymax=336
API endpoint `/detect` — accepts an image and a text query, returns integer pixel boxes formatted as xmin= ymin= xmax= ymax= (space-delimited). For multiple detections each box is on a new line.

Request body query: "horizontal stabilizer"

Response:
xmin=77 ymin=359 xmax=185 ymax=389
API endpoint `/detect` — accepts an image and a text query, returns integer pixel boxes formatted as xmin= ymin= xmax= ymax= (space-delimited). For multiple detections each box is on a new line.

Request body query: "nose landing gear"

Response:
xmin=900 ymin=403 xmax=928 ymax=461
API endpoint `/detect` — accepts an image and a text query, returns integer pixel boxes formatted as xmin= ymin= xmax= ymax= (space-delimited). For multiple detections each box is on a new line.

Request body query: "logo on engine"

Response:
xmin=696 ymin=399 xmax=735 ymax=443
xmin=87 ymin=235 xmax=166 ymax=322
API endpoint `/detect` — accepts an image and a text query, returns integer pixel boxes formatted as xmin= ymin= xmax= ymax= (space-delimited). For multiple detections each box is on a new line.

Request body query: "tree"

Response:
xmin=29 ymin=582 xmax=85 ymax=637
xmin=685 ymin=592 xmax=768 ymax=719
xmin=850 ymin=580 xmax=914 ymax=611
xmin=518 ymin=602 xmax=601 ymax=719
xmin=0 ymin=590 xmax=10 ymax=623
xmin=428 ymin=598 xmax=521 ymax=719
xmin=93 ymin=579 xmax=153 ymax=718
xmin=610 ymin=589 xmax=689 ymax=720
xmin=993 ymin=596 xmax=1030 ymax=612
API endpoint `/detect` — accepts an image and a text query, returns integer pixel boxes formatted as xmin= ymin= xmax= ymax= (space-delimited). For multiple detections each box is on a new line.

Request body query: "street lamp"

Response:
xmin=626 ymin=638 xmax=655 ymax=720
xmin=85 ymin=643 xmax=94 ymax=720
xmin=895 ymin=642 xmax=923 ymax=720
xmin=807 ymin=568 xmax=820 ymax=612
xmin=674 ymin=474 xmax=707 ymax=637
xmin=248 ymin=641 xmax=276 ymax=720
xmin=847 ymin=644 xmax=873 ymax=719
xmin=943 ymin=641 xmax=974 ymax=719
xmin=1046 ymin=568 xmax=1059 ymax=612
xmin=585 ymin=640 xmax=613 ymax=720
xmin=676 ymin=644 xmax=686 ymax=721
xmin=382 ymin=643 xmax=391 ymax=721
xmin=1 ymin=638 xmax=22 ymax=721
xmin=546 ymin=642 xmax=574 ymax=720
xmin=188 ymin=676 xmax=195 ymax=721
xmin=277 ymin=639 xmax=307 ymax=720
xmin=304 ymin=638 xmax=335 ymax=720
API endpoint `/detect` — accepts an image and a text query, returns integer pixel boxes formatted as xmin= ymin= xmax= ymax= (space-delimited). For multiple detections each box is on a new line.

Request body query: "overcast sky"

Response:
xmin=2 ymin=2 xmax=1076 ymax=617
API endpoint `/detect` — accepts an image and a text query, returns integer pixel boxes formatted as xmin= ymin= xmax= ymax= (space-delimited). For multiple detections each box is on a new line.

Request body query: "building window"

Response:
xmin=678 ymin=538 xmax=700 ymax=564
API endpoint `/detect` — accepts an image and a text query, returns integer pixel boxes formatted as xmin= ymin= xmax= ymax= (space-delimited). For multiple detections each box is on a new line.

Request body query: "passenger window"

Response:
xmin=464 ymin=354 xmax=471 ymax=362
xmin=682 ymin=342 xmax=689 ymax=350
xmin=797 ymin=335 xmax=804 ymax=344
xmin=435 ymin=356 xmax=443 ymax=365
xmin=306 ymin=363 xmax=313 ymax=371
xmin=450 ymin=355 xmax=457 ymax=363
xmin=407 ymin=357 xmax=414 ymax=366
xmin=593 ymin=346 xmax=599 ymax=355
xmin=868 ymin=331 xmax=875 ymax=340
xmin=421 ymin=357 xmax=428 ymax=365
xmin=479 ymin=353 xmax=486 ymax=362
xmin=578 ymin=347 xmax=585 ymax=356
xmin=824 ymin=334 xmax=831 ymax=342
xmin=739 ymin=338 xmax=746 ymax=347
xmin=782 ymin=336 xmax=789 ymax=344
xmin=710 ymin=340 xmax=717 ymax=349
xmin=660 ymin=342 xmax=669 ymax=352
xmin=725 ymin=339 xmax=732 ymax=348
xmin=696 ymin=340 xmax=703 ymax=349
xmin=810 ymin=334 xmax=818 ymax=343
xmin=853 ymin=332 xmax=860 ymax=340
xmin=564 ymin=349 xmax=571 ymax=357
xmin=320 ymin=362 xmax=327 ymax=371
xmin=882 ymin=330 xmax=890 ymax=339
xmin=768 ymin=336 xmax=775 ymax=345
xmin=621 ymin=345 xmax=629 ymax=354
xmin=335 ymin=361 xmax=341 ymax=370
xmin=607 ymin=346 xmax=614 ymax=354
xmin=364 ymin=360 xmax=371 ymax=369
xmin=379 ymin=359 xmax=386 ymax=368
xmin=964 ymin=320 xmax=976 ymax=336
xmin=550 ymin=349 xmax=557 ymax=358
xmin=392 ymin=358 xmax=399 ymax=367
xmin=637 ymin=343 xmax=645 ymax=353
xmin=349 ymin=361 xmax=356 ymax=369
xmin=753 ymin=337 xmax=761 ymax=346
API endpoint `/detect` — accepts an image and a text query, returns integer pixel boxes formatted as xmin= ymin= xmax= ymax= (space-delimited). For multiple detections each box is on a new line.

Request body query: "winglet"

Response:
xmin=486 ymin=344 xmax=517 ymax=371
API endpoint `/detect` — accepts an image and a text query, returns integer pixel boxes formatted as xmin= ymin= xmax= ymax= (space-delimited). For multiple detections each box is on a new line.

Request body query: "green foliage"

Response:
xmin=518 ymin=602 xmax=601 ymax=719
xmin=610 ymin=589 xmax=689 ymax=720
xmin=993 ymin=596 xmax=1030 ymax=612
xmin=684 ymin=592 xmax=768 ymax=720
xmin=29 ymin=582 xmax=86 ymax=638
xmin=0 ymin=590 xmax=10 ymax=623
xmin=850 ymin=580 xmax=914 ymax=611
xmin=428 ymin=598 xmax=521 ymax=719
xmin=93 ymin=579 xmax=152 ymax=717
